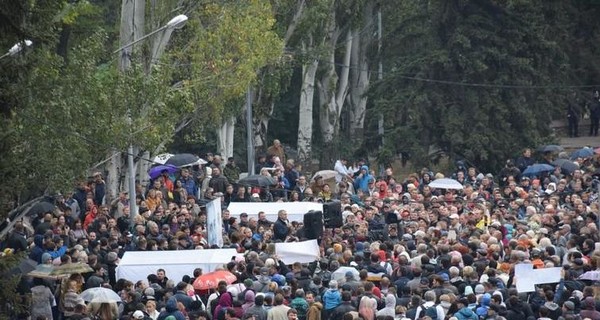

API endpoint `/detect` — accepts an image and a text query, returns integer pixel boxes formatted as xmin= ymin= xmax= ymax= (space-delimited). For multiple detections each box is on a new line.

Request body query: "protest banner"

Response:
xmin=206 ymin=198 xmax=223 ymax=248
xmin=275 ymin=239 xmax=320 ymax=264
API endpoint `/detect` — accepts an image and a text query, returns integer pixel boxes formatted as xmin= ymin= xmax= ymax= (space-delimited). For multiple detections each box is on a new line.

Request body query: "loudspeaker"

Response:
xmin=323 ymin=201 xmax=343 ymax=229
xmin=303 ymin=210 xmax=323 ymax=240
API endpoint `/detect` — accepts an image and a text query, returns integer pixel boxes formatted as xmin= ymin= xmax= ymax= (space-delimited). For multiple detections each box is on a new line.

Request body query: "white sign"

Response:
xmin=116 ymin=249 xmax=237 ymax=284
xmin=275 ymin=239 xmax=320 ymax=264
xmin=206 ymin=198 xmax=223 ymax=248
xmin=227 ymin=202 xmax=323 ymax=222
xmin=514 ymin=263 xmax=562 ymax=293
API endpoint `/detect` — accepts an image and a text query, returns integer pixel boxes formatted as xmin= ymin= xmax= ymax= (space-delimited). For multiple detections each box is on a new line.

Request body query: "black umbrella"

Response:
xmin=28 ymin=201 xmax=55 ymax=217
xmin=551 ymin=158 xmax=579 ymax=174
xmin=238 ymin=175 xmax=276 ymax=187
xmin=164 ymin=153 xmax=206 ymax=167
xmin=538 ymin=144 xmax=564 ymax=153
xmin=9 ymin=258 xmax=38 ymax=276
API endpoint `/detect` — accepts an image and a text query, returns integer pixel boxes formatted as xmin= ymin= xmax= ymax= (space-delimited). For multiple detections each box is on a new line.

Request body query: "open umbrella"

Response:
xmin=331 ymin=266 xmax=359 ymax=282
xmin=165 ymin=153 xmax=207 ymax=167
xmin=153 ymin=153 xmax=174 ymax=165
xmin=579 ymin=270 xmax=600 ymax=281
xmin=148 ymin=164 xmax=179 ymax=180
xmin=80 ymin=287 xmax=122 ymax=303
xmin=49 ymin=263 xmax=93 ymax=276
xmin=27 ymin=201 xmax=55 ymax=217
xmin=193 ymin=270 xmax=237 ymax=290
xmin=551 ymin=159 xmax=579 ymax=174
xmin=9 ymin=258 xmax=38 ymax=276
xmin=428 ymin=178 xmax=464 ymax=190
xmin=311 ymin=170 xmax=337 ymax=182
xmin=238 ymin=175 xmax=276 ymax=187
xmin=522 ymin=164 xmax=555 ymax=177
xmin=28 ymin=264 xmax=60 ymax=279
xmin=538 ymin=145 xmax=564 ymax=153
xmin=570 ymin=147 xmax=595 ymax=160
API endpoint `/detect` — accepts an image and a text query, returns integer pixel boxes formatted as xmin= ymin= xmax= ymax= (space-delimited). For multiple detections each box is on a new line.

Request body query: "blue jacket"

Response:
xmin=180 ymin=176 xmax=198 ymax=198
xmin=353 ymin=166 xmax=373 ymax=193
xmin=157 ymin=297 xmax=186 ymax=320
xmin=323 ymin=288 xmax=341 ymax=310
xmin=29 ymin=235 xmax=67 ymax=263
xmin=455 ymin=307 xmax=479 ymax=320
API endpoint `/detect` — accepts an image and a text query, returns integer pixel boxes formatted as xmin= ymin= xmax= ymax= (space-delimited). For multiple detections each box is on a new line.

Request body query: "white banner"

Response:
xmin=206 ymin=198 xmax=223 ymax=248
xmin=116 ymin=249 xmax=237 ymax=284
xmin=514 ymin=264 xmax=562 ymax=292
xmin=275 ymin=239 xmax=320 ymax=264
xmin=227 ymin=202 xmax=323 ymax=222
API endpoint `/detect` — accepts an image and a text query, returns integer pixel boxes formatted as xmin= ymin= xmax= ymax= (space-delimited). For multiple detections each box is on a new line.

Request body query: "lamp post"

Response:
xmin=114 ymin=14 xmax=188 ymax=224
xmin=0 ymin=40 xmax=32 ymax=60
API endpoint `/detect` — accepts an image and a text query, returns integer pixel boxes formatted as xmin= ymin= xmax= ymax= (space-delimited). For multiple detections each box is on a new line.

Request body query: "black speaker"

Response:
xmin=323 ymin=201 xmax=343 ymax=229
xmin=303 ymin=210 xmax=323 ymax=240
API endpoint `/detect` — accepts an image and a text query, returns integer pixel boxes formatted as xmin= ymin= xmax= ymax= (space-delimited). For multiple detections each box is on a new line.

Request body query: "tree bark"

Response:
xmin=297 ymin=38 xmax=319 ymax=163
xmin=318 ymin=26 xmax=352 ymax=148
xmin=348 ymin=2 xmax=374 ymax=144
xmin=217 ymin=117 xmax=235 ymax=159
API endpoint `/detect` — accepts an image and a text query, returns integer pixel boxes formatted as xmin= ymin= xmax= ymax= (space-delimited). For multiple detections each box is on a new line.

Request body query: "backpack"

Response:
xmin=418 ymin=304 xmax=438 ymax=320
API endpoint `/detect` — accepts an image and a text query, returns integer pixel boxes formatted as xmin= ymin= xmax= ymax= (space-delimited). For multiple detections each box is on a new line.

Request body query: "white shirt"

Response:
xmin=334 ymin=160 xmax=350 ymax=183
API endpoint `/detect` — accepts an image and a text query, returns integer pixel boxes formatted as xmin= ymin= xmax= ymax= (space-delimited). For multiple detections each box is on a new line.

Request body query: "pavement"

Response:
xmin=559 ymin=135 xmax=599 ymax=150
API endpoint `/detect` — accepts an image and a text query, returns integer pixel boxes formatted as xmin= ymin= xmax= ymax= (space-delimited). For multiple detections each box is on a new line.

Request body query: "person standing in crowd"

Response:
xmin=267 ymin=139 xmax=286 ymax=165
xmin=589 ymin=90 xmax=600 ymax=136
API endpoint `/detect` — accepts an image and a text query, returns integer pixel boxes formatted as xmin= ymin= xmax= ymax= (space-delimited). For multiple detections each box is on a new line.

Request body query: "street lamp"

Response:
xmin=0 ymin=40 xmax=32 ymax=60
xmin=113 ymin=14 xmax=188 ymax=54
xmin=114 ymin=14 xmax=188 ymax=223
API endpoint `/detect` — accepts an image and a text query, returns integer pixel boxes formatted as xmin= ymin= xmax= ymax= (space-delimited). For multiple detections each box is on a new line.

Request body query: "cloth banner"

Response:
xmin=275 ymin=239 xmax=320 ymax=264
xmin=514 ymin=263 xmax=562 ymax=292
xmin=116 ymin=249 xmax=237 ymax=284
xmin=227 ymin=202 xmax=323 ymax=222
xmin=206 ymin=198 xmax=223 ymax=248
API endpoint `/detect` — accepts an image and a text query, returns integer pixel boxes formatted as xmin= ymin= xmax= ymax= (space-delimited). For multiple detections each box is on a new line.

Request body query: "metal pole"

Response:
xmin=246 ymin=87 xmax=255 ymax=175
xmin=128 ymin=144 xmax=137 ymax=225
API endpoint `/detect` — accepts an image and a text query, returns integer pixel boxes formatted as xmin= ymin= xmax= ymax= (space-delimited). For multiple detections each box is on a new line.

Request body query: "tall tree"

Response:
xmin=372 ymin=0 xmax=574 ymax=172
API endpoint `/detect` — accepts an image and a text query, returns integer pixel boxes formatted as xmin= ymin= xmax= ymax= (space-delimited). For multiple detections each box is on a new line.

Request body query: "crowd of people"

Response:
xmin=2 ymin=140 xmax=600 ymax=320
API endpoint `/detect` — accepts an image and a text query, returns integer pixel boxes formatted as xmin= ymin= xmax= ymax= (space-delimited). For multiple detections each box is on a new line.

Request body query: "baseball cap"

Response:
xmin=132 ymin=310 xmax=145 ymax=319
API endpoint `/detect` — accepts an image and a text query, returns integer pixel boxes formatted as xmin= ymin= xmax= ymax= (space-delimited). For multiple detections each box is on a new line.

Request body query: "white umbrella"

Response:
xmin=428 ymin=178 xmax=464 ymax=190
xmin=153 ymin=153 xmax=174 ymax=165
xmin=80 ymin=287 xmax=122 ymax=303
xmin=331 ymin=266 xmax=360 ymax=282
xmin=311 ymin=170 xmax=337 ymax=181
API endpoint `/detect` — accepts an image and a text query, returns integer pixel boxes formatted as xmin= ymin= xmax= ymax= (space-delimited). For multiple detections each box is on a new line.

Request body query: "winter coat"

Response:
xmin=157 ymin=297 xmax=186 ymax=320
xmin=30 ymin=285 xmax=55 ymax=320
xmin=455 ymin=307 xmax=479 ymax=320
xmin=323 ymin=289 xmax=342 ymax=310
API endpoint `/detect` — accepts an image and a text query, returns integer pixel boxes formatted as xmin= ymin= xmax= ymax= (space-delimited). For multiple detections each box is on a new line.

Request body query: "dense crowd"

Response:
xmin=2 ymin=140 xmax=600 ymax=320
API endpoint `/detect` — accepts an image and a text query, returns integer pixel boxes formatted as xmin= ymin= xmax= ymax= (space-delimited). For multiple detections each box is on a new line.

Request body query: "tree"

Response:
xmin=371 ymin=0 xmax=575 ymax=173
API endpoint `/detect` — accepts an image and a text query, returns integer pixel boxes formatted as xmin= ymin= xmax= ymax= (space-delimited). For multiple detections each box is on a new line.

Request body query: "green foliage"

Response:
xmin=185 ymin=0 xmax=283 ymax=122
xmin=370 ymin=0 xmax=589 ymax=173
xmin=0 ymin=252 xmax=26 ymax=319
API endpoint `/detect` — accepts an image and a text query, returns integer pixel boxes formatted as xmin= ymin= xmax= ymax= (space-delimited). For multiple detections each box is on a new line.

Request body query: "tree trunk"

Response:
xmin=106 ymin=150 xmax=122 ymax=203
xmin=297 ymin=39 xmax=319 ymax=163
xmin=318 ymin=27 xmax=352 ymax=153
xmin=217 ymin=117 xmax=235 ymax=159
xmin=348 ymin=2 xmax=374 ymax=144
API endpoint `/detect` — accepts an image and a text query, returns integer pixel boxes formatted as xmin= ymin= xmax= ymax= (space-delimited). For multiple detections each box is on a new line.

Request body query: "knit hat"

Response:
xmin=243 ymin=278 xmax=254 ymax=288
xmin=464 ymin=286 xmax=474 ymax=296
xmin=41 ymin=252 xmax=52 ymax=263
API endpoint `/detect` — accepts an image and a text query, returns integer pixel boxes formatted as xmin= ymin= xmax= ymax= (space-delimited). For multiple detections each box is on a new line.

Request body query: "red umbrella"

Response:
xmin=193 ymin=270 xmax=237 ymax=290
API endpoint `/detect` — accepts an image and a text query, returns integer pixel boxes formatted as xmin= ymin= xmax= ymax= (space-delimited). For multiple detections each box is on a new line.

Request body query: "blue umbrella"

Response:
xmin=148 ymin=164 xmax=179 ymax=179
xmin=570 ymin=147 xmax=594 ymax=160
xmin=522 ymin=164 xmax=555 ymax=177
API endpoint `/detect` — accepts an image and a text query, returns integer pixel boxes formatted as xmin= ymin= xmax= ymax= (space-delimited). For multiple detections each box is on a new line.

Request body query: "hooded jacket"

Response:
xmin=323 ymin=288 xmax=342 ymax=310
xmin=307 ymin=302 xmax=323 ymax=320
xmin=353 ymin=166 xmax=373 ymax=193
xmin=455 ymin=307 xmax=479 ymax=320
xmin=375 ymin=294 xmax=396 ymax=318
xmin=213 ymin=292 xmax=233 ymax=320
xmin=157 ymin=297 xmax=186 ymax=320
xmin=476 ymin=294 xmax=491 ymax=317
xmin=29 ymin=234 xmax=68 ymax=263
